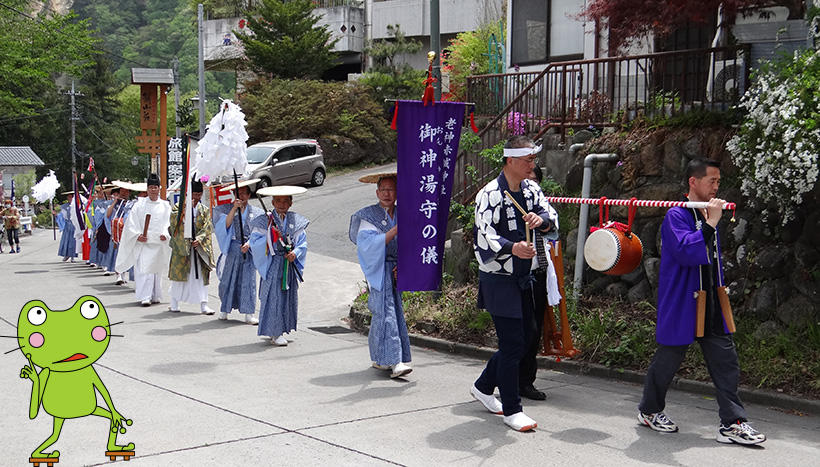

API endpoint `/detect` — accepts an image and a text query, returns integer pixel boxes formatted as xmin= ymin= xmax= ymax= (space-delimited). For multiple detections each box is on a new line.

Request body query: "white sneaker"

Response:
xmin=244 ymin=314 xmax=259 ymax=325
xmin=470 ymin=384 xmax=503 ymax=415
xmin=140 ymin=299 xmax=151 ymax=307
xmin=390 ymin=362 xmax=413 ymax=378
xmin=503 ymin=412 xmax=537 ymax=432
xmin=217 ymin=312 xmax=228 ymax=320
xmin=200 ymin=305 xmax=215 ymax=315
xmin=272 ymin=335 xmax=288 ymax=346
xmin=168 ymin=306 xmax=180 ymax=313
xmin=372 ymin=362 xmax=391 ymax=370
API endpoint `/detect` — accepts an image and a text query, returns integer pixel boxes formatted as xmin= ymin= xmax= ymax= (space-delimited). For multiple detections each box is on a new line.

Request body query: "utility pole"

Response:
xmin=197 ymin=4 xmax=207 ymax=138
xmin=172 ymin=57 xmax=181 ymax=139
xmin=66 ymin=80 xmax=83 ymax=174
xmin=430 ymin=0 xmax=441 ymax=101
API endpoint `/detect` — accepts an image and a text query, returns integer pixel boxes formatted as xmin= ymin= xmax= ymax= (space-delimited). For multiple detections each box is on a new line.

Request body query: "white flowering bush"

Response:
xmin=726 ymin=49 xmax=820 ymax=223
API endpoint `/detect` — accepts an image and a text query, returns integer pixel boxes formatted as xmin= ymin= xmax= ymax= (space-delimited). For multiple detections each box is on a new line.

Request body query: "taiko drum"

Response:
xmin=583 ymin=228 xmax=643 ymax=276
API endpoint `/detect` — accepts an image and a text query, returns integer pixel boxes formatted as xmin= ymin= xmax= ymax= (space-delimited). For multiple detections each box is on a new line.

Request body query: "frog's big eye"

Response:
xmin=27 ymin=307 xmax=47 ymax=326
xmin=80 ymin=300 xmax=99 ymax=320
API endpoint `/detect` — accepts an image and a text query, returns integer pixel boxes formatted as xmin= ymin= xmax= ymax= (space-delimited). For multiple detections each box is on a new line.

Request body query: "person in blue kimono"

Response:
xmin=57 ymin=196 xmax=77 ymax=262
xmin=638 ymin=159 xmax=765 ymax=445
xmin=86 ymin=188 xmax=107 ymax=268
xmin=93 ymin=189 xmax=114 ymax=271
xmin=213 ymin=181 xmax=264 ymax=324
xmin=105 ymin=186 xmax=135 ymax=285
xmin=349 ymin=173 xmax=412 ymax=379
xmin=471 ymin=136 xmax=558 ymax=432
xmin=249 ymin=186 xmax=308 ymax=346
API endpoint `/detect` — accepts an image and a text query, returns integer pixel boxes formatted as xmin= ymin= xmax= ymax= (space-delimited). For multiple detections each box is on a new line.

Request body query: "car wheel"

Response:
xmin=311 ymin=168 xmax=325 ymax=186
xmin=259 ymin=177 xmax=272 ymax=188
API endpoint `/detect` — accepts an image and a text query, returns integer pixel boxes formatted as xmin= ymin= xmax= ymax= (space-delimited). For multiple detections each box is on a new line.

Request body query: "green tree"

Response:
xmin=443 ymin=21 xmax=505 ymax=102
xmin=364 ymin=24 xmax=422 ymax=74
xmin=0 ymin=0 xmax=98 ymax=115
xmin=235 ymin=0 xmax=339 ymax=79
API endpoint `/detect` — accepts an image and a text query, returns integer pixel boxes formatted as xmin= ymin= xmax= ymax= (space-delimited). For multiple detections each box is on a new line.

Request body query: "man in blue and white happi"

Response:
xmin=470 ymin=136 xmax=558 ymax=432
xmin=349 ymin=174 xmax=413 ymax=379
xmin=249 ymin=186 xmax=309 ymax=346
xmin=213 ymin=180 xmax=264 ymax=324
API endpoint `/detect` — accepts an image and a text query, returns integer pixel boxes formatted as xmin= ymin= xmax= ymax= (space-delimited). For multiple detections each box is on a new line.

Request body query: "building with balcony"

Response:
xmin=203 ymin=0 xmax=503 ymax=79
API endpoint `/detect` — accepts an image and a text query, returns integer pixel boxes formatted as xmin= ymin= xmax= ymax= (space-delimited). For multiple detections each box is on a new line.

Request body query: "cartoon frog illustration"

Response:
xmin=17 ymin=295 xmax=134 ymax=461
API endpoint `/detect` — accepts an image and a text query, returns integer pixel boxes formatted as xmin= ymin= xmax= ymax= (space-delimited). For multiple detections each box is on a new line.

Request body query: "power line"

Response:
xmin=0 ymin=0 xmax=155 ymax=68
xmin=0 ymin=108 xmax=68 ymax=125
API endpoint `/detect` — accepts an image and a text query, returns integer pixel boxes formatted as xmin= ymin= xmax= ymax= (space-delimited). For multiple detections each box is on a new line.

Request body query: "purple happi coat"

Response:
xmin=657 ymin=206 xmax=731 ymax=345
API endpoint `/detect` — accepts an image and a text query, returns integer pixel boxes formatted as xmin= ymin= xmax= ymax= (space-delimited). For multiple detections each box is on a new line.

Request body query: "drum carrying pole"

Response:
xmin=543 ymin=241 xmax=580 ymax=358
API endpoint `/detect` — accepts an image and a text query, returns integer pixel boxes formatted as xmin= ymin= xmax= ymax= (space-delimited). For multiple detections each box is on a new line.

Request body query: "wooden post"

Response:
xmin=160 ymin=85 xmax=168 ymax=200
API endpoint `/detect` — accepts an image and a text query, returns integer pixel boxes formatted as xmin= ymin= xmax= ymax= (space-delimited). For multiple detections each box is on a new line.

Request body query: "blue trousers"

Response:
xmin=474 ymin=287 xmax=537 ymax=416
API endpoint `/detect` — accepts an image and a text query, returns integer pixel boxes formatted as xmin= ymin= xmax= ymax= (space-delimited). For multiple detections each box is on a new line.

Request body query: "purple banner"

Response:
xmin=396 ymin=100 xmax=466 ymax=292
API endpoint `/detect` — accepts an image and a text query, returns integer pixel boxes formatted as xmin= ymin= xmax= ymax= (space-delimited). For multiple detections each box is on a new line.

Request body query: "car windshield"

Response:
xmin=247 ymin=146 xmax=274 ymax=164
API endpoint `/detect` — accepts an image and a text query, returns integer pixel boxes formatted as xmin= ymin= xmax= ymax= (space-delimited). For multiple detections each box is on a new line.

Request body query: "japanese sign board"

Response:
xmin=396 ymin=100 xmax=466 ymax=292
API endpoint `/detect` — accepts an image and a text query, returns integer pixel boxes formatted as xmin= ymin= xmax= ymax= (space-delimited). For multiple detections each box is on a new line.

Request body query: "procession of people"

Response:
xmin=25 ymin=130 xmax=766 ymax=444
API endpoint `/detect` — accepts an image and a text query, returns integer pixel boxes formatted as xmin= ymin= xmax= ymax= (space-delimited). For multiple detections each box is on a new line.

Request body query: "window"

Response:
xmin=511 ymin=0 xmax=585 ymax=66
xmin=294 ymin=144 xmax=316 ymax=158
xmin=274 ymin=147 xmax=297 ymax=163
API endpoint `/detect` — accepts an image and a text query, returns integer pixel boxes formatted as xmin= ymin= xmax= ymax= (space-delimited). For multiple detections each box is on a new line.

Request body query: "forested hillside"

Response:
xmin=0 ymin=0 xmax=236 ymax=190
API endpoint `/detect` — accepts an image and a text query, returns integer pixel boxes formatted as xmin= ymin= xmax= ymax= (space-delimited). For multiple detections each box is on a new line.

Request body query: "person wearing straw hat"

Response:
xmin=116 ymin=174 xmax=172 ymax=306
xmin=167 ymin=178 xmax=216 ymax=315
xmin=56 ymin=191 xmax=83 ymax=262
xmin=637 ymin=159 xmax=766 ymax=445
xmin=213 ymin=178 xmax=263 ymax=324
xmin=470 ymin=135 xmax=558 ymax=432
xmin=92 ymin=184 xmax=116 ymax=270
xmin=349 ymin=173 xmax=413 ymax=379
xmin=249 ymin=185 xmax=309 ymax=345
xmin=105 ymin=183 xmax=136 ymax=285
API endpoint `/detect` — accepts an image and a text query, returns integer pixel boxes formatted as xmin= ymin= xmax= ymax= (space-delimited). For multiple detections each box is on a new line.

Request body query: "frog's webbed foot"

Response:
xmin=106 ymin=442 xmax=135 ymax=452
xmin=31 ymin=449 xmax=60 ymax=458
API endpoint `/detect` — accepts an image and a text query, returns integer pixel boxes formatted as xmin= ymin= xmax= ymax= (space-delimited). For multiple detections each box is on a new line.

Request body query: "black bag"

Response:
xmin=96 ymin=224 xmax=110 ymax=253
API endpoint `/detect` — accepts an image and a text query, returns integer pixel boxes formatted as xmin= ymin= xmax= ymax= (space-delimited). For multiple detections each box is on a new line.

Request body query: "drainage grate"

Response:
xmin=309 ymin=326 xmax=355 ymax=335
xmin=15 ymin=270 xmax=49 ymax=274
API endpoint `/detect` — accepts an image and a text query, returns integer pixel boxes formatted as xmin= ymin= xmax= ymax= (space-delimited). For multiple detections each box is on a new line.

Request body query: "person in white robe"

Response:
xmin=116 ymin=174 xmax=172 ymax=306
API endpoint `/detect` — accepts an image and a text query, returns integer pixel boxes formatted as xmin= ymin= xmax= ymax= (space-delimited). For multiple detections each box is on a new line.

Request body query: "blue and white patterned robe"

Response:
xmin=250 ymin=211 xmax=308 ymax=338
xmin=473 ymin=173 xmax=558 ymax=318
xmin=57 ymin=203 xmax=76 ymax=258
xmin=104 ymin=199 xmax=134 ymax=272
xmin=214 ymin=204 xmax=265 ymax=315
xmin=349 ymin=204 xmax=411 ymax=366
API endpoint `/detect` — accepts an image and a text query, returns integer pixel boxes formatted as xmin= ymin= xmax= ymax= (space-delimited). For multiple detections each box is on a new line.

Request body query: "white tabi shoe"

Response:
xmin=200 ymin=305 xmax=215 ymax=315
xmin=217 ymin=312 xmax=228 ymax=320
xmin=244 ymin=314 xmax=259 ymax=325
xmin=503 ymin=412 xmax=537 ymax=432
xmin=272 ymin=335 xmax=288 ymax=346
xmin=284 ymin=332 xmax=295 ymax=342
xmin=470 ymin=384 xmax=503 ymax=415
xmin=390 ymin=362 xmax=413 ymax=378
xmin=140 ymin=299 xmax=151 ymax=307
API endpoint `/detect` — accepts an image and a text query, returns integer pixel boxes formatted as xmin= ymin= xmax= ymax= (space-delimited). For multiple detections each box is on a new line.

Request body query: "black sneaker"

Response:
xmin=638 ymin=411 xmax=679 ymax=433
xmin=717 ymin=420 xmax=766 ymax=445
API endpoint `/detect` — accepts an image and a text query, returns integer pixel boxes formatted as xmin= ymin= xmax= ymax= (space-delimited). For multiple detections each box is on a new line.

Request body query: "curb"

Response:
xmin=349 ymin=307 xmax=819 ymax=416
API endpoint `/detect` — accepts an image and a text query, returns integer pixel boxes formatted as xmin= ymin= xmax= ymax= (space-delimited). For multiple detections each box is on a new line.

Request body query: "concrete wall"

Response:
xmin=371 ymin=0 xmax=502 ymax=39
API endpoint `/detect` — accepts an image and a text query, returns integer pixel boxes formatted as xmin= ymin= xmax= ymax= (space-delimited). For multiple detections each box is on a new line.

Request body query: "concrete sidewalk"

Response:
xmin=1 ymin=229 xmax=818 ymax=466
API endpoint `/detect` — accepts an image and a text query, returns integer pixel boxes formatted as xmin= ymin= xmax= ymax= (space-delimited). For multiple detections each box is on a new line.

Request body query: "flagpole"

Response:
xmin=51 ymin=198 xmax=56 ymax=240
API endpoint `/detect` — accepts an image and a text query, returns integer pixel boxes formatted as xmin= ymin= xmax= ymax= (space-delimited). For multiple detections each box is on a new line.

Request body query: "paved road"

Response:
xmin=1 ymin=165 xmax=818 ymax=466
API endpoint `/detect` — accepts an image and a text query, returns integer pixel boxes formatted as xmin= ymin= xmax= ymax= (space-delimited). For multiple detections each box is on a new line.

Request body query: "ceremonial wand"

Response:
xmin=233 ymin=169 xmax=246 ymax=259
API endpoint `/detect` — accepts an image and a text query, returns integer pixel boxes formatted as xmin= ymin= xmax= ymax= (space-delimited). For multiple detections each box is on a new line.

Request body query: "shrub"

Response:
xmin=727 ymin=49 xmax=820 ymax=224
xmin=239 ymin=77 xmax=392 ymax=149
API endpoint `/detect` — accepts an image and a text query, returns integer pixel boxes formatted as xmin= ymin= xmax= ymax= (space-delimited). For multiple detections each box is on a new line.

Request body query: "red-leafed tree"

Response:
xmin=580 ymin=1 xmax=802 ymax=52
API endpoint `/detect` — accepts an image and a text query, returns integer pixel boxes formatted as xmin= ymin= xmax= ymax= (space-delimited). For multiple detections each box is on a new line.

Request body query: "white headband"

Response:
xmin=503 ymin=145 xmax=542 ymax=158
